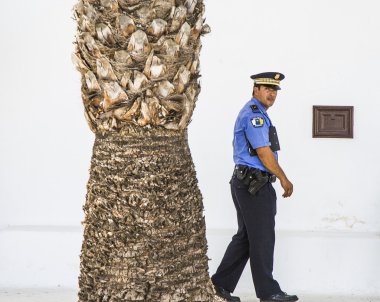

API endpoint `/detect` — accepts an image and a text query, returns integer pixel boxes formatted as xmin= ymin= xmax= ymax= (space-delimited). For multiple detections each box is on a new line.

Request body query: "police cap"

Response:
xmin=250 ymin=72 xmax=285 ymax=90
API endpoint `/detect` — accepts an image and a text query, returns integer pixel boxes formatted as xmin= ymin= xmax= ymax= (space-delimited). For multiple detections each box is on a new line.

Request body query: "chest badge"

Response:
xmin=251 ymin=116 xmax=264 ymax=127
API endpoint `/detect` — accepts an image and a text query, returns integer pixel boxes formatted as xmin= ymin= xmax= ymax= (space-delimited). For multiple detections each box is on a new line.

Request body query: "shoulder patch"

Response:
xmin=251 ymin=116 xmax=264 ymax=128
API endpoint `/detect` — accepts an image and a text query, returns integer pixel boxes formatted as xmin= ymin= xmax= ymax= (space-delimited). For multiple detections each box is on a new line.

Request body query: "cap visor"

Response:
xmin=261 ymin=84 xmax=281 ymax=90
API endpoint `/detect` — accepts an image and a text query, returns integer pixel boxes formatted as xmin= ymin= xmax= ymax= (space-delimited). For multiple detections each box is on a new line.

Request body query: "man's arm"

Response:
xmin=256 ymin=146 xmax=293 ymax=198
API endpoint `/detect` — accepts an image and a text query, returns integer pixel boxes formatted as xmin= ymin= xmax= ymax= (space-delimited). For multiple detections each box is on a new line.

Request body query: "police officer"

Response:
xmin=211 ymin=72 xmax=298 ymax=302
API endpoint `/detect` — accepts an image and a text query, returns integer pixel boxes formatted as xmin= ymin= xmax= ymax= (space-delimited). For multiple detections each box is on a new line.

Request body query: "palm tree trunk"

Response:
xmin=73 ymin=1 xmax=218 ymax=300
xmin=78 ymin=127 xmax=214 ymax=301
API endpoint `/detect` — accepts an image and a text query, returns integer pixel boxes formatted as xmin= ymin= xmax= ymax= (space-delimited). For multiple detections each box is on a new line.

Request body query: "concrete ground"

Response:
xmin=0 ymin=288 xmax=379 ymax=302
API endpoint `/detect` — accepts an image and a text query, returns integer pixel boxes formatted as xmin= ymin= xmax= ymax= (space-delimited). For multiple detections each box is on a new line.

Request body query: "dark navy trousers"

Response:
xmin=211 ymin=176 xmax=282 ymax=299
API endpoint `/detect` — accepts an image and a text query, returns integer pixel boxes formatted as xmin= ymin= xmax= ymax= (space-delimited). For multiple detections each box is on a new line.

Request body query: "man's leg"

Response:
xmin=211 ymin=179 xmax=250 ymax=293
xmin=234 ymin=182 xmax=281 ymax=299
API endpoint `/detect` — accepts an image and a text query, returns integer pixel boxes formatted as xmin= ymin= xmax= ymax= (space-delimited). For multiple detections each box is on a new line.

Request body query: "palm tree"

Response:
xmin=72 ymin=1 xmax=220 ymax=301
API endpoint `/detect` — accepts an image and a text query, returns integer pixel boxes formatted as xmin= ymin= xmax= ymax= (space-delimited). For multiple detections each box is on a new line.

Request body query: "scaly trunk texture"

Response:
xmin=73 ymin=0 xmax=219 ymax=301
xmin=79 ymin=128 xmax=214 ymax=301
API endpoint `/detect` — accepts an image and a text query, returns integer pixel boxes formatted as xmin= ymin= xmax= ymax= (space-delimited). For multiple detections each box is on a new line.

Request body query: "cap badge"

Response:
xmin=274 ymin=74 xmax=280 ymax=80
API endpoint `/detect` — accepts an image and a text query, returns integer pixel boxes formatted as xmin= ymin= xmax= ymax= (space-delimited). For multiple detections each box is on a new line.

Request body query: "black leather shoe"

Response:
xmin=260 ymin=292 xmax=299 ymax=302
xmin=214 ymin=285 xmax=241 ymax=302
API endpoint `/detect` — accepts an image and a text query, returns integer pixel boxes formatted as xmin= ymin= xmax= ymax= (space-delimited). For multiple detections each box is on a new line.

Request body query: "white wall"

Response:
xmin=1 ymin=0 xmax=380 ymax=297
xmin=0 ymin=0 xmax=90 ymax=226
xmin=191 ymin=0 xmax=380 ymax=232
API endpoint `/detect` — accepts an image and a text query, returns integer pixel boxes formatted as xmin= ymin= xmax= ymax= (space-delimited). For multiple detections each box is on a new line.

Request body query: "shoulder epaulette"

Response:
xmin=250 ymin=105 xmax=261 ymax=113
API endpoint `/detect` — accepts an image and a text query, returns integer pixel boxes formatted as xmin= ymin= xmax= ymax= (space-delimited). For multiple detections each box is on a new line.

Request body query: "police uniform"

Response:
xmin=212 ymin=72 xmax=296 ymax=301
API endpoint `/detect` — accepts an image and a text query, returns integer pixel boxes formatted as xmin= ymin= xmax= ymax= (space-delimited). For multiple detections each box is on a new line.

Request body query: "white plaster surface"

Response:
xmin=0 ymin=0 xmax=379 ymax=234
xmin=193 ymin=0 xmax=380 ymax=232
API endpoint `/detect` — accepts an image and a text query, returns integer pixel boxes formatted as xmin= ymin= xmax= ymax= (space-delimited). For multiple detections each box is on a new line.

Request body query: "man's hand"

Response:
xmin=280 ymin=177 xmax=293 ymax=198
xmin=256 ymin=146 xmax=294 ymax=198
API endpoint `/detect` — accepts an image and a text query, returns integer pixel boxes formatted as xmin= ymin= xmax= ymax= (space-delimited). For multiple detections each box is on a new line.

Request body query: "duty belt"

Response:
xmin=233 ymin=165 xmax=276 ymax=184
xmin=233 ymin=165 xmax=276 ymax=195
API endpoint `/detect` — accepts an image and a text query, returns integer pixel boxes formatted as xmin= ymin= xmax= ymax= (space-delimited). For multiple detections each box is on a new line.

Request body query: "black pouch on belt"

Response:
xmin=235 ymin=165 xmax=252 ymax=186
xmin=248 ymin=170 xmax=269 ymax=195
xmin=235 ymin=165 xmax=247 ymax=179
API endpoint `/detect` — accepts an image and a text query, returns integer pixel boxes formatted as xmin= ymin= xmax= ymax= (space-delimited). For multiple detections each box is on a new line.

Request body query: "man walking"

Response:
xmin=212 ymin=72 xmax=298 ymax=302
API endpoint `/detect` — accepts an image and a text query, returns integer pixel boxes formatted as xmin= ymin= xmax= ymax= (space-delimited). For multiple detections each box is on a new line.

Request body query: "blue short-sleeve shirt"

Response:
xmin=233 ymin=98 xmax=278 ymax=172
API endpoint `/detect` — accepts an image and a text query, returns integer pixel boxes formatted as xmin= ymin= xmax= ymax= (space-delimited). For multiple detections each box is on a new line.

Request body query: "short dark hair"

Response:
xmin=252 ymin=84 xmax=262 ymax=96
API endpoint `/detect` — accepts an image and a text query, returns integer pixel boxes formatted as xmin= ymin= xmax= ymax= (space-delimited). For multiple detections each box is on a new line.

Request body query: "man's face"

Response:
xmin=254 ymin=86 xmax=278 ymax=109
